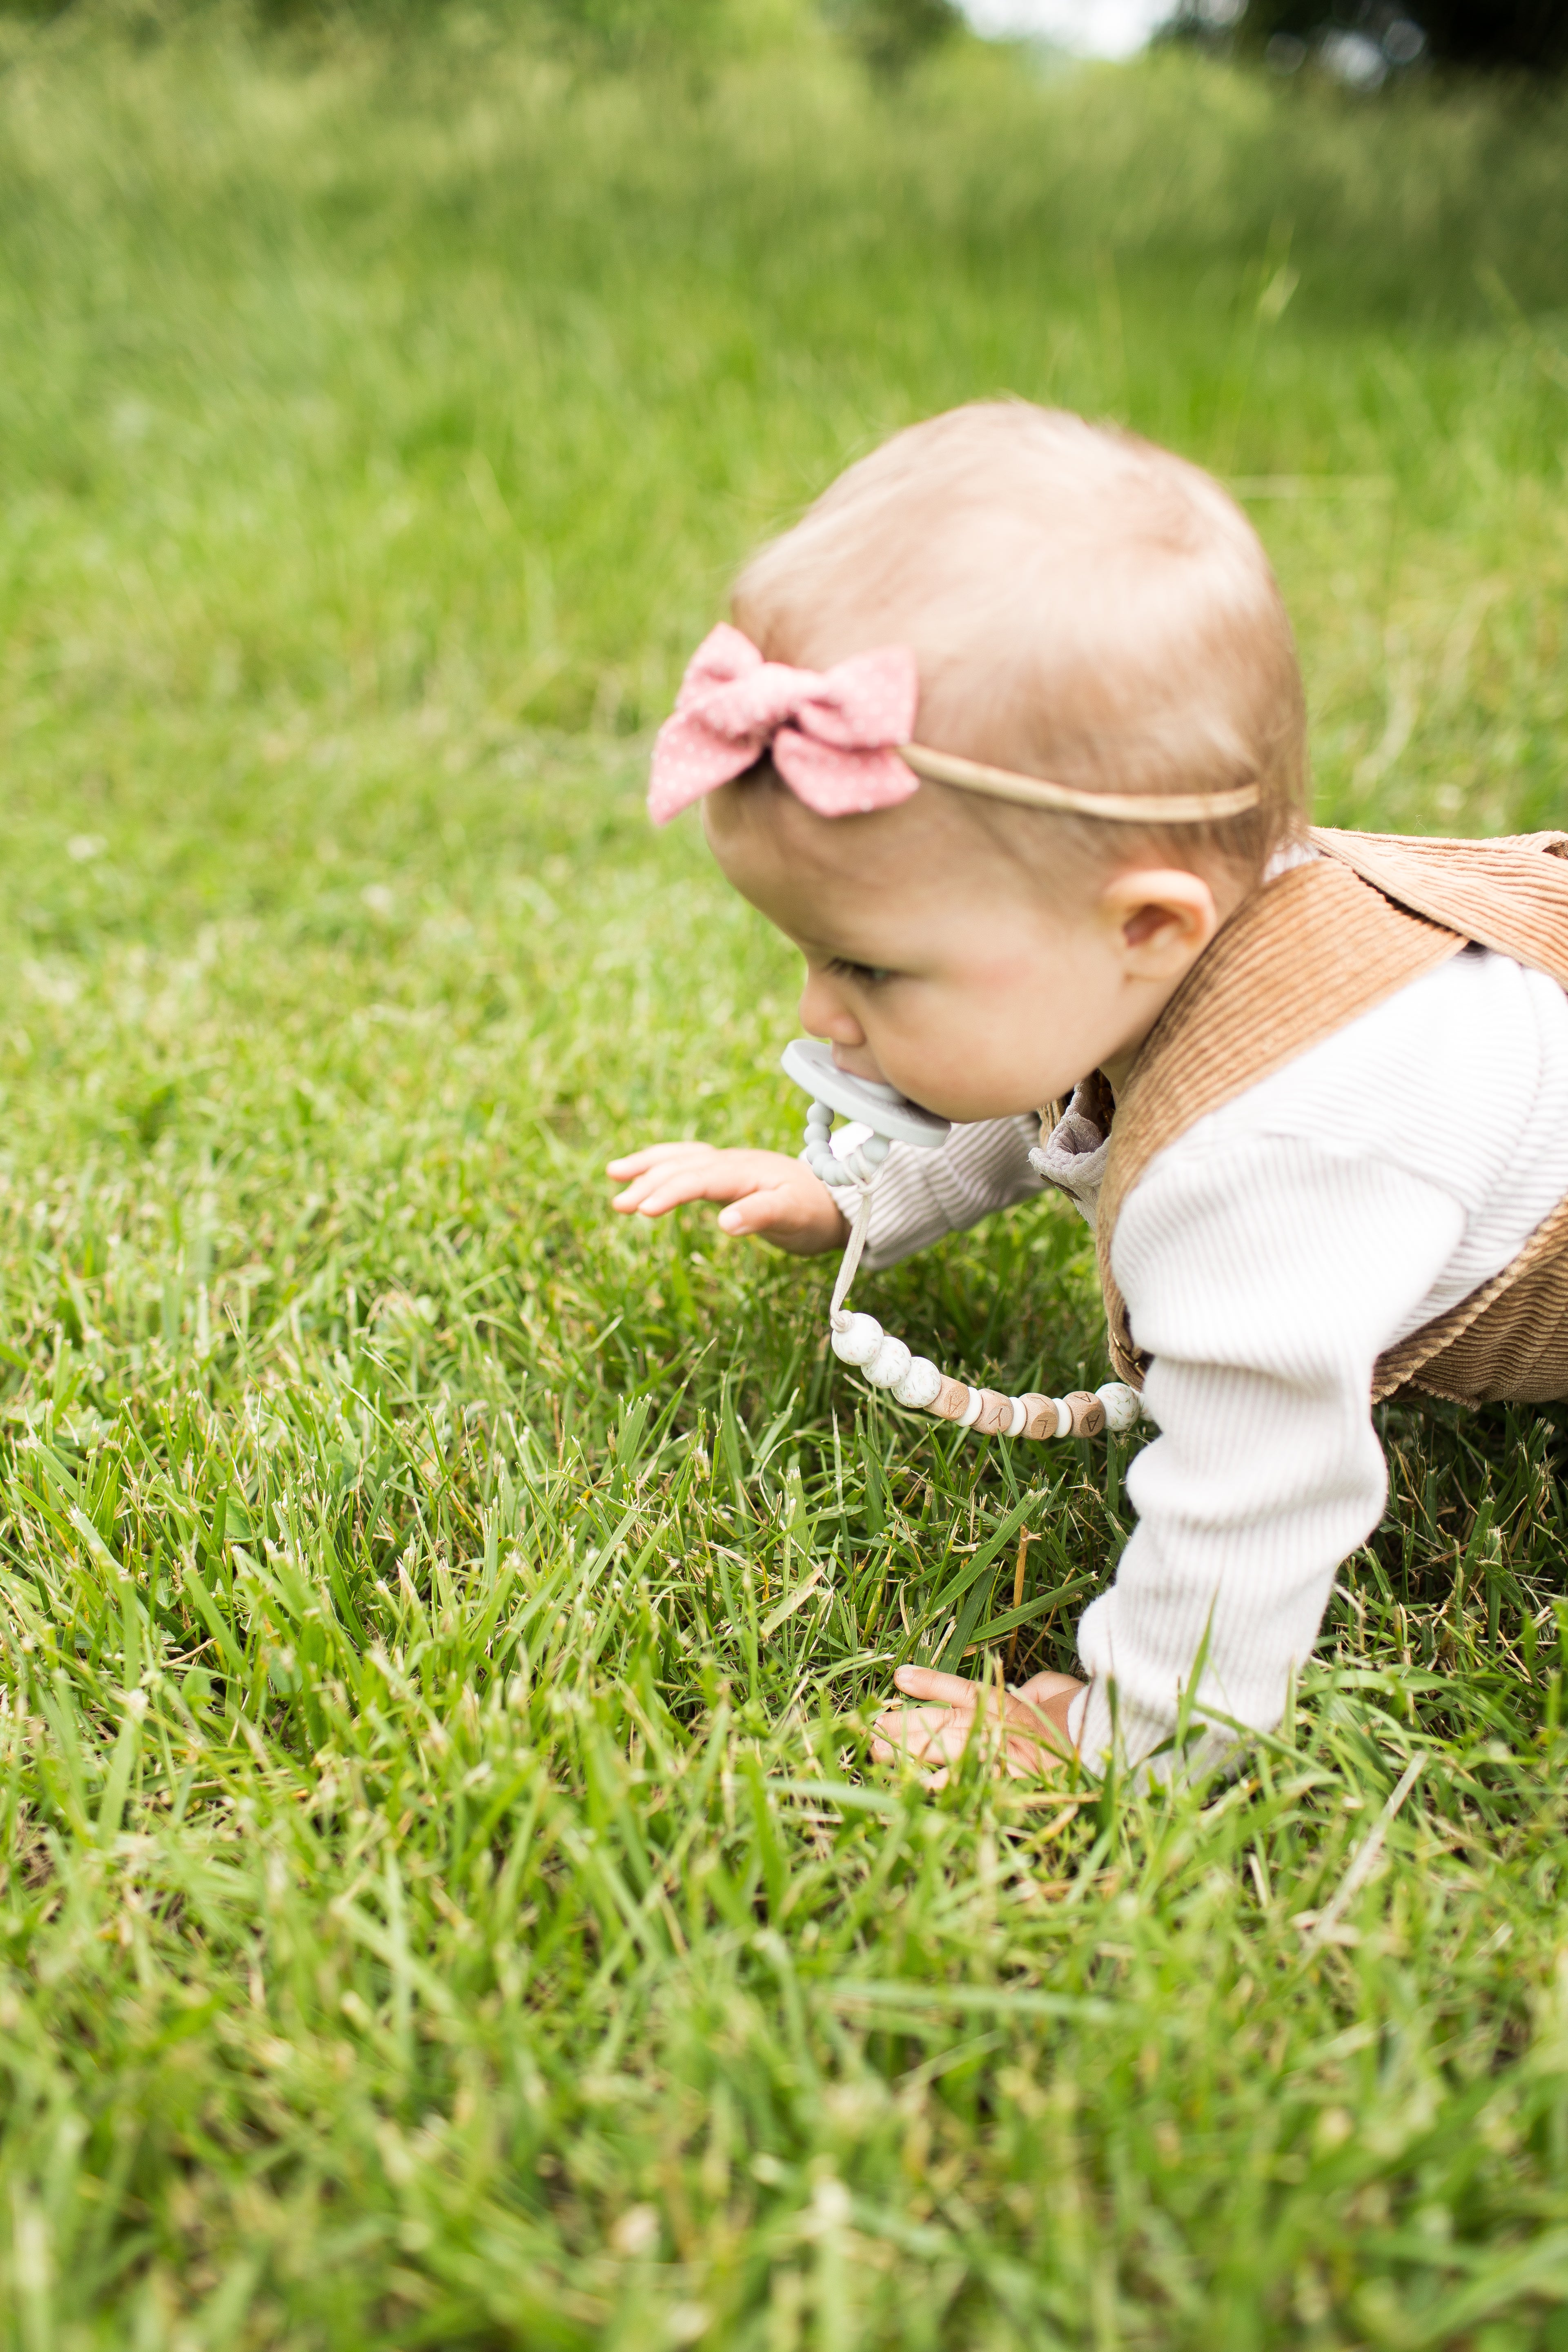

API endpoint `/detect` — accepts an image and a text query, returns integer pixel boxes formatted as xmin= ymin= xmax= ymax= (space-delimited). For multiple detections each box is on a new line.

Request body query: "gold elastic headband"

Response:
xmin=648 ymin=627 xmax=1265 ymax=829
xmin=900 ymin=742 xmax=1263 ymax=824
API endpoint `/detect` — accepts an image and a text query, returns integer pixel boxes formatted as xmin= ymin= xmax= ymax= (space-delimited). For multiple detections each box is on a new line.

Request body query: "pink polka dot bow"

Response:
xmin=647 ymin=624 xmax=921 ymax=825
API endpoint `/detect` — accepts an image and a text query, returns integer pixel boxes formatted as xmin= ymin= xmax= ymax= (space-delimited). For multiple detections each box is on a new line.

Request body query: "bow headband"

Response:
xmin=647 ymin=624 xmax=1262 ymax=829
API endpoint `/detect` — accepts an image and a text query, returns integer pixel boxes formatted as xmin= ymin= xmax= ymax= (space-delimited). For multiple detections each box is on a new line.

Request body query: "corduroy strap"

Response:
xmin=1372 ymin=1189 xmax=1568 ymax=1404
xmin=1094 ymin=826 xmax=1568 ymax=1391
xmin=1095 ymin=860 xmax=1466 ymax=1387
xmin=1312 ymin=826 xmax=1568 ymax=978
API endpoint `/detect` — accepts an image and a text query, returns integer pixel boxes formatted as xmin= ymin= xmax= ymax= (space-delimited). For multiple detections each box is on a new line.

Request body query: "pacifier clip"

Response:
xmin=783 ymin=1039 xmax=1147 ymax=1443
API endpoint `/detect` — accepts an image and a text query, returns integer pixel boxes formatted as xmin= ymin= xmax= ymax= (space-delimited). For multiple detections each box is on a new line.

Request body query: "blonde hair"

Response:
xmin=732 ymin=403 xmax=1307 ymax=882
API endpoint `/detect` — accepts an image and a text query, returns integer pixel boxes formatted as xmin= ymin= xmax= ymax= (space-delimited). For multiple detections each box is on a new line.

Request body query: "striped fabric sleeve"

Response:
xmin=860 ymin=1116 xmax=1045 ymax=1272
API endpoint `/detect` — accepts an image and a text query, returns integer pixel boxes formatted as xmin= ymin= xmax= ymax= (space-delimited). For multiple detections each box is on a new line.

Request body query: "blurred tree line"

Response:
xmin=1174 ymin=0 xmax=1568 ymax=74
xmin=0 ymin=0 xmax=963 ymax=72
xmin=0 ymin=0 xmax=1561 ymax=79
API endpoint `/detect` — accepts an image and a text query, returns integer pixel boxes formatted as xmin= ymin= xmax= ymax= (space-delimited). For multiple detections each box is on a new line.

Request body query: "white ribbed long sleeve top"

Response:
xmin=859 ymin=947 xmax=1568 ymax=1775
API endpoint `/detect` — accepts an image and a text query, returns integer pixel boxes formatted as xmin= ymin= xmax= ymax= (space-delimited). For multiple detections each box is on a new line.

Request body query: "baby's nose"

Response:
xmin=799 ymin=971 xmax=866 ymax=1049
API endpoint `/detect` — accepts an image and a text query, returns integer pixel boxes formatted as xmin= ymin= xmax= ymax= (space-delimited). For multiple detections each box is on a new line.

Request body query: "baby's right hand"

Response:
xmin=606 ymin=1142 xmax=850 ymax=1258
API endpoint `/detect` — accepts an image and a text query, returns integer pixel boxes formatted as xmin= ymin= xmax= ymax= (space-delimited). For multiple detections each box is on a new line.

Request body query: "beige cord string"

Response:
xmin=829 ymin=1182 xmax=876 ymax=1331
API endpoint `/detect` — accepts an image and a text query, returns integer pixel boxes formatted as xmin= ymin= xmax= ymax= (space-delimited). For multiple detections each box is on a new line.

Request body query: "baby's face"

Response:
xmin=704 ymin=781 xmax=1226 ymax=1122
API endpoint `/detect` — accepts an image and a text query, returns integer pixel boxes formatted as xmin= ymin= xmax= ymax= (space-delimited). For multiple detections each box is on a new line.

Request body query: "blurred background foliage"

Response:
xmin=0 ymin=0 xmax=970 ymax=77
xmin=1 ymin=0 xmax=1565 ymax=79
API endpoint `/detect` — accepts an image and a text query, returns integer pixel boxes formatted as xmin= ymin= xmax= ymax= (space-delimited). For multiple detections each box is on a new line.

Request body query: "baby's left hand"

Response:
xmin=871 ymin=1664 xmax=1083 ymax=1787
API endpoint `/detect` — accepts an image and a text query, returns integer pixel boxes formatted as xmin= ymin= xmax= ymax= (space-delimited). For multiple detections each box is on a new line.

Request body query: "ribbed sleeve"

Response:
xmin=1076 ymin=1143 xmax=1461 ymax=1774
xmin=1076 ymin=946 xmax=1568 ymax=1777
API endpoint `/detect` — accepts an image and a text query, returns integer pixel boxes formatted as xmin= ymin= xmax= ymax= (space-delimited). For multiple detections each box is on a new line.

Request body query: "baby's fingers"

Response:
xmin=715 ymin=1185 xmax=805 ymax=1237
xmin=867 ymin=1730 xmax=953 ymax=1790
xmin=893 ymin=1666 xmax=986 ymax=1708
xmin=1011 ymin=1671 xmax=1082 ymax=1707
xmin=606 ymin=1142 xmax=705 ymax=1180
xmin=610 ymin=1154 xmax=728 ymax=1216
xmin=870 ymin=1703 xmax=971 ymax=1770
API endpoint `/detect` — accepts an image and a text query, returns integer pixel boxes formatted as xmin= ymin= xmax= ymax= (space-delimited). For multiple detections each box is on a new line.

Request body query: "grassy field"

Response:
xmin=2 ymin=9 xmax=1568 ymax=2345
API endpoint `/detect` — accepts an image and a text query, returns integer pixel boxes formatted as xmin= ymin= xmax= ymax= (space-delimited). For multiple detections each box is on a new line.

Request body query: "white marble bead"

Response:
xmin=831 ymin=1313 xmax=884 ymax=1366
xmin=864 ymin=1334 xmax=913 ymax=1390
xmin=1095 ymin=1381 xmax=1143 ymax=1433
xmin=892 ymin=1355 xmax=943 ymax=1409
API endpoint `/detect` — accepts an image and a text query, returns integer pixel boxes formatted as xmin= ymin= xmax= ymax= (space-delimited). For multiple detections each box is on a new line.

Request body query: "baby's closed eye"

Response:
xmin=826 ymin=956 xmax=896 ymax=987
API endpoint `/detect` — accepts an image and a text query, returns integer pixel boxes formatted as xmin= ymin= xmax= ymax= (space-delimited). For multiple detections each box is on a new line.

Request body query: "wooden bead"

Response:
xmin=929 ymin=1376 xmax=974 ymax=1422
xmin=1019 ymin=1393 xmax=1060 ymax=1440
xmin=971 ymin=1389 xmax=1015 ymax=1436
xmin=1062 ymin=1389 xmax=1106 ymax=1437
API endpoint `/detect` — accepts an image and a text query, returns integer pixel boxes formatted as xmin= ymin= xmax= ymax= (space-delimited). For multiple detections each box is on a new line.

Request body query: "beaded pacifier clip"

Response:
xmin=782 ymin=1039 xmax=1148 ymax=1443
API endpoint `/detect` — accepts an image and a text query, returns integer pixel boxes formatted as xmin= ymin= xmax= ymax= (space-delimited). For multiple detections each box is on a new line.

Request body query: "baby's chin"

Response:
xmin=900 ymin=1084 xmax=1053 ymax=1124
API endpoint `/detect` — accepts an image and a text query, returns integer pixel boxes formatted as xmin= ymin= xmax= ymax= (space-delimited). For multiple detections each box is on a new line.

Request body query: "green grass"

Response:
xmin=2 ymin=10 xmax=1568 ymax=2345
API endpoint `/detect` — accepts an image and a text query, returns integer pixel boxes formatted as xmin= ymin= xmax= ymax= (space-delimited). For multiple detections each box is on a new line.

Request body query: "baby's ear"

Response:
xmin=1100 ymin=868 xmax=1221 ymax=970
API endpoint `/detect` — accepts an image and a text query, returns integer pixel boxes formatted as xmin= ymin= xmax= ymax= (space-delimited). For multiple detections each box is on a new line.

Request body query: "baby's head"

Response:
xmin=690 ymin=403 xmax=1308 ymax=1120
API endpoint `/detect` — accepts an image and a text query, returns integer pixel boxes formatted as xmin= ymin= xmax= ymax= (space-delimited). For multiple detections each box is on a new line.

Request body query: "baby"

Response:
xmin=609 ymin=401 xmax=1568 ymax=1780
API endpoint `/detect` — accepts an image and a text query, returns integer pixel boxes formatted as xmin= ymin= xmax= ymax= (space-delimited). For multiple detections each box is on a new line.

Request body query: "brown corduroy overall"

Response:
xmin=1096 ymin=827 xmax=1568 ymax=1407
